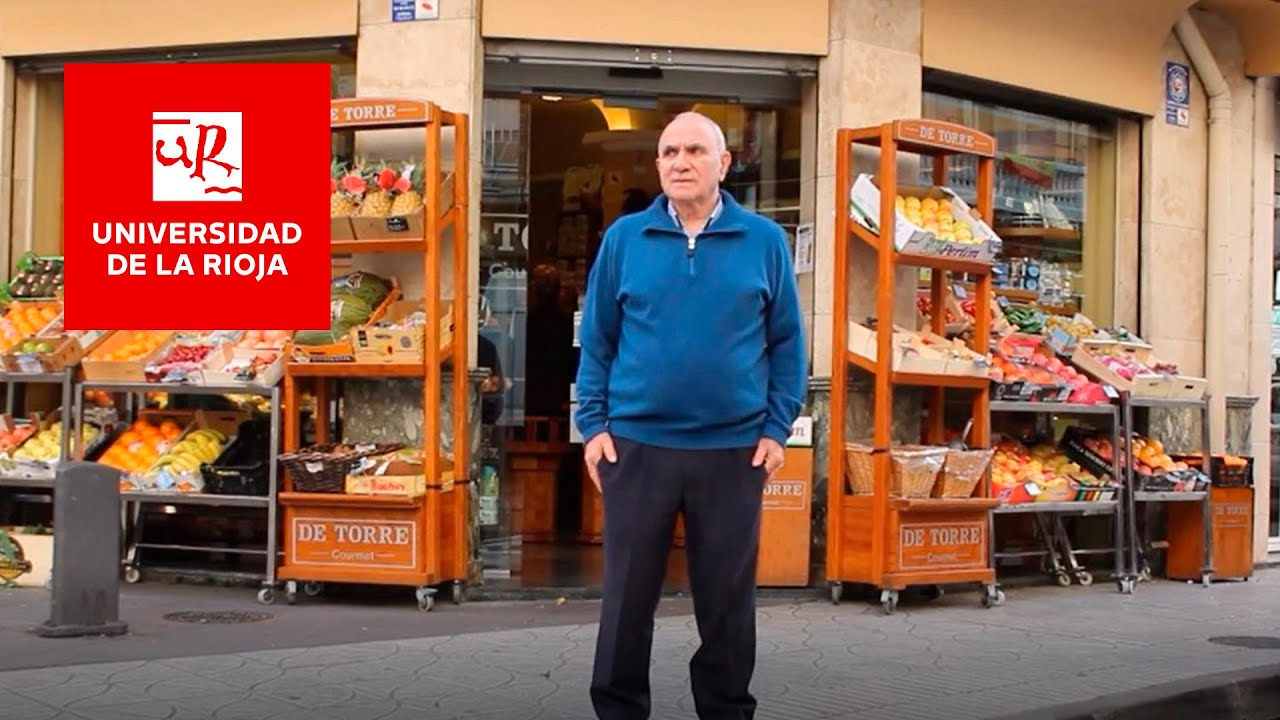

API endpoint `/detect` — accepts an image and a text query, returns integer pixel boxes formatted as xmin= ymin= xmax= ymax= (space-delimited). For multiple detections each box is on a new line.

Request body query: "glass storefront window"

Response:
xmin=921 ymin=92 xmax=1118 ymax=323
xmin=476 ymin=92 xmax=803 ymax=586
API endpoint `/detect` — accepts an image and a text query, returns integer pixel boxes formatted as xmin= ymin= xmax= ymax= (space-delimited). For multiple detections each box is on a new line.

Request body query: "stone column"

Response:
xmin=0 ymin=60 xmax=12 ymax=277
xmin=340 ymin=0 xmax=486 ymax=581
xmin=811 ymin=0 xmax=926 ymax=575
xmin=1248 ymin=75 xmax=1275 ymax=561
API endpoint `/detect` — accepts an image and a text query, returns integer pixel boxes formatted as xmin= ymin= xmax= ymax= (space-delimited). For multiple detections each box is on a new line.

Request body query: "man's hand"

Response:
xmin=752 ymin=437 xmax=785 ymax=480
xmin=585 ymin=432 xmax=617 ymax=492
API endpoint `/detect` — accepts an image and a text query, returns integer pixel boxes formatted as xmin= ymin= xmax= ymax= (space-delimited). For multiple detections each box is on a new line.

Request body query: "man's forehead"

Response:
xmin=658 ymin=117 xmax=716 ymax=149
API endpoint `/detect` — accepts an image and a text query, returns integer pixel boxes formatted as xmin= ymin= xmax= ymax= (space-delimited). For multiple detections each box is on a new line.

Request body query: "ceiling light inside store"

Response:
xmin=591 ymin=99 xmax=635 ymax=131
xmin=541 ymin=95 xmax=563 ymax=102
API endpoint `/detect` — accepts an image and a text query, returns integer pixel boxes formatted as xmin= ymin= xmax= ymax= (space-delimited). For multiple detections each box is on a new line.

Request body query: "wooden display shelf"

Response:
xmin=846 ymin=351 xmax=990 ymax=390
xmin=273 ymin=97 xmax=471 ymax=612
xmin=828 ymin=119 xmax=1003 ymax=614
xmin=285 ymin=360 xmax=453 ymax=379
xmin=331 ymin=239 xmax=425 ymax=254
xmin=850 ymin=223 xmax=993 ymax=275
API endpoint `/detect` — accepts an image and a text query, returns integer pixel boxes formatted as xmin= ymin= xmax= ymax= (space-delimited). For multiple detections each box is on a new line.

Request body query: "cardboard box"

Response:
xmin=344 ymin=451 xmax=443 ymax=497
xmin=81 ymin=331 xmax=176 ymax=382
xmin=199 ymin=345 xmax=285 ymax=388
xmin=2 ymin=334 xmax=84 ymax=374
xmin=849 ymin=174 xmax=1001 ymax=262
xmin=348 ymin=172 xmax=455 ymax=242
xmin=351 ymin=300 xmax=453 ymax=363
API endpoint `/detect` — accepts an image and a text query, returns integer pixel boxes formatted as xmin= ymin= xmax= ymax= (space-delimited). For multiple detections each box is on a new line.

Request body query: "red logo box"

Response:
xmin=63 ymin=63 xmax=332 ymax=331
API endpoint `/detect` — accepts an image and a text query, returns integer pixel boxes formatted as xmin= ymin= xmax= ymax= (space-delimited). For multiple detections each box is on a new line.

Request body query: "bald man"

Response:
xmin=575 ymin=111 xmax=808 ymax=719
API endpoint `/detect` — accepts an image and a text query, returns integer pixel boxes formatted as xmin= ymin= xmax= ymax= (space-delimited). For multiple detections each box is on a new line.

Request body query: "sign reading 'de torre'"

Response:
xmin=62 ymin=63 xmax=333 ymax=331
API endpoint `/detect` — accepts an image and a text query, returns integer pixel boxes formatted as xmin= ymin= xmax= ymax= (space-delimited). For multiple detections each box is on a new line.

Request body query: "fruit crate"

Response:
xmin=1070 ymin=339 xmax=1187 ymax=398
xmin=1059 ymin=426 xmax=1117 ymax=480
xmin=1070 ymin=474 xmax=1119 ymax=502
xmin=288 ymin=278 xmax=401 ymax=363
xmin=2 ymin=253 xmax=63 ymax=302
xmin=349 ymin=171 xmax=455 ymax=242
xmin=1 ymin=334 xmax=84 ymax=374
xmin=848 ymin=174 xmax=1000 ymax=262
xmin=1171 ymin=453 xmax=1253 ymax=488
xmin=200 ymin=417 xmax=271 ymax=496
xmin=81 ymin=331 xmax=176 ymax=383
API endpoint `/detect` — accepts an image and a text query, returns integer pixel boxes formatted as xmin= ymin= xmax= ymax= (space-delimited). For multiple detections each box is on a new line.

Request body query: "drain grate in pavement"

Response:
xmin=163 ymin=610 xmax=273 ymax=625
xmin=1207 ymin=636 xmax=1280 ymax=649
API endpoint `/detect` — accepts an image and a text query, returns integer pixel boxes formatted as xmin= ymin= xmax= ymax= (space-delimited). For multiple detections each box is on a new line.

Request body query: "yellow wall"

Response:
xmin=0 ymin=0 xmax=358 ymax=56
xmin=480 ymin=0 xmax=828 ymax=56
xmin=922 ymin=0 xmax=1197 ymax=115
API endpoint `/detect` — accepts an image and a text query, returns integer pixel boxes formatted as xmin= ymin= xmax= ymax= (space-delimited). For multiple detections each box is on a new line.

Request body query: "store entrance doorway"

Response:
xmin=476 ymin=69 xmax=806 ymax=590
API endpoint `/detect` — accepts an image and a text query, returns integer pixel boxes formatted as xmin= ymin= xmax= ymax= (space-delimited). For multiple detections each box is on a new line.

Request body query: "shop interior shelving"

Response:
xmin=67 ymin=381 xmax=282 ymax=587
xmin=988 ymin=400 xmax=1126 ymax=592
xmin=270 ymin=98 xmax=470 ymax=611
xmin=1119 ymin=392 xmax=1213 ymax=589
xmin=828 ymin=119 xmax=1002 ymax=615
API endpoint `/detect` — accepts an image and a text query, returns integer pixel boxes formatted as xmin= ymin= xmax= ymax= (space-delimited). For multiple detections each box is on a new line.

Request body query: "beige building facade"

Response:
xmin=1 ymin=0 xmax=1277 ymax=574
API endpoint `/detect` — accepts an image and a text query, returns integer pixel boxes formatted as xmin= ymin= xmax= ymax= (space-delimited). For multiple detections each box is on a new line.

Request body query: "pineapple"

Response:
xmin=357 ymin=161 xmax=396 ymax=217
xmin=329 ymin=159 xmax=360 ymax=217
xmin=389 ymin=161 xmax=424 ymax=217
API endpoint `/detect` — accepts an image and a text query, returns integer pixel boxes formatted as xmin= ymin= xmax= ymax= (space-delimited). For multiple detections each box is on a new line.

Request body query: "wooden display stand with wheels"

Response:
xmin=828 ymin=120 xmax=1002 ymax=615
xmin=270 ymin=98 xmax=470 ymax=611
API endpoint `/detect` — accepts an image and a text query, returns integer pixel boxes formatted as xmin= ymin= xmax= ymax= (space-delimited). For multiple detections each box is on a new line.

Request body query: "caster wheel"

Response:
xmin=879 ymin=590 xmax=898 ymax=616
xmin=1054 ymin=571 xmax=1072 ymax=588
xmin=980 ymin=586 xmax=1005 ymax=609
xmin=1117 ymin=577 xmax=1136 ymax=595
xmin=1138 ymin=565 xmax=1153 ymax=583
xmin=416 ymin=587 xmax=435 ymax=612
xmin=1201 ymin=573 xmax=1212 ymax=588
xmin=830 ymin=582 xmax=842 ymax=605
xmin=123 ymin=567 xmax=141 ymax=584
xmin=285 ymin=581 xmax=297 ymax=606
xmin=257 ymin=588 xmax=276 ymax=605
xmin=303 ymin=581 xmax=323 ymax=597
xmin=922 ymin=585 xmax=944 ymax=601
xmin=451 ymin=581 xmax=465 ymax=605
xmin=1075 ymin=571 xmax=1094 ymax=587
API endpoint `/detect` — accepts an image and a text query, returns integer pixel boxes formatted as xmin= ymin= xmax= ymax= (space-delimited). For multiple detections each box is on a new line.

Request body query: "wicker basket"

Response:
xmin=279 ymin=442 xmax=404 ymax=493
xmin=934 ymin=447 xmax=996 ymax=498
xmin=890 ymin=446 xmax=948 ymax=498
xmin=843 ymin=443 xmax=876 ymax=495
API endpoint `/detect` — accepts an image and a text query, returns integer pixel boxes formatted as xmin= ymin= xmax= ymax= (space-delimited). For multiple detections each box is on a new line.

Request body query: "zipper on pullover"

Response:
xmin=686 ymin=234 xmax=697 ymax=277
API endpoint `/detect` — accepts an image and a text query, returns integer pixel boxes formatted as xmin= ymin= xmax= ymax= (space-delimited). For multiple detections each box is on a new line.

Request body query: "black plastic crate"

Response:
xmin=1059 ymin=426 xmax=1118 ymax=480
xmin=1172 ymin=453 xmax=1253 ymax=487
xmin=200 ymin=417 xmax=271 ymax=496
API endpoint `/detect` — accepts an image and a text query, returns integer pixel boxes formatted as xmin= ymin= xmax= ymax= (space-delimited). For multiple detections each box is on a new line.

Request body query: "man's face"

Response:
xmin=656 ymin=115 xmax=731 ymax=205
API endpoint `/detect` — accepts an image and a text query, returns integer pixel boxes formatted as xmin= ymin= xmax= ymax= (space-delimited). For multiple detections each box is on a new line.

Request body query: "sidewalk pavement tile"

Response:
xmin=0 ymin=571 xmax=1279 ymax=719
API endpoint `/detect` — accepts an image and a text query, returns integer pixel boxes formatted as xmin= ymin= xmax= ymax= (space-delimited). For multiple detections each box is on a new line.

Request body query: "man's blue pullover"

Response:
xmin=574 ymin=191 xmax=808 ymax=450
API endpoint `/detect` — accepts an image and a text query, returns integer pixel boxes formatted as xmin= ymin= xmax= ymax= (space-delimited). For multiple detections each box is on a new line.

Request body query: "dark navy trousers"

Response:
xmin=590 ymin=436 xmax=765 ymax=720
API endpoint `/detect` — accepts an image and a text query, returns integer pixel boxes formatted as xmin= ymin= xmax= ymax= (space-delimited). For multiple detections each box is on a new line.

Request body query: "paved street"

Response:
xmin=1 ymin=570 xmax=1279 ymax=719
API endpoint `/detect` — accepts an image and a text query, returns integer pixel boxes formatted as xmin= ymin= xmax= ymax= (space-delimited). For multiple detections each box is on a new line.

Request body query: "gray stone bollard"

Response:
xmin=36 ymin=461 xmax=128 ymax=638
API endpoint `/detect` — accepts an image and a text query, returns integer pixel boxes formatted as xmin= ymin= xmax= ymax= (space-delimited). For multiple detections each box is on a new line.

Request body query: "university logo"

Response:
xmin=63 ymin=62 xmax=333 ymax=331
xmin=152 ymin=112 xmax=243 ymax=202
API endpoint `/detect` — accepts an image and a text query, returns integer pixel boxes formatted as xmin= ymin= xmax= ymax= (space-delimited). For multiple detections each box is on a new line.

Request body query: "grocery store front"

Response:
xmin=474 ymin=40 xmax=817 ymax=588
xmin=1 ymin=0 xmax=1279 ymax=600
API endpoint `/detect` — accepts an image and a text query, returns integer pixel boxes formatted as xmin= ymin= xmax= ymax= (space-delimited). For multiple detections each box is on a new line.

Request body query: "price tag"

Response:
xmin=1045 ymin=328 xmax=1074 ymax=355
xmin=996 ymin=295 xmax=1011 ymax=310
xmin=952 ymin=284 xmax=968 ymax=299
xmin=1103 ymin=386 xmax=1119 ymax=399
